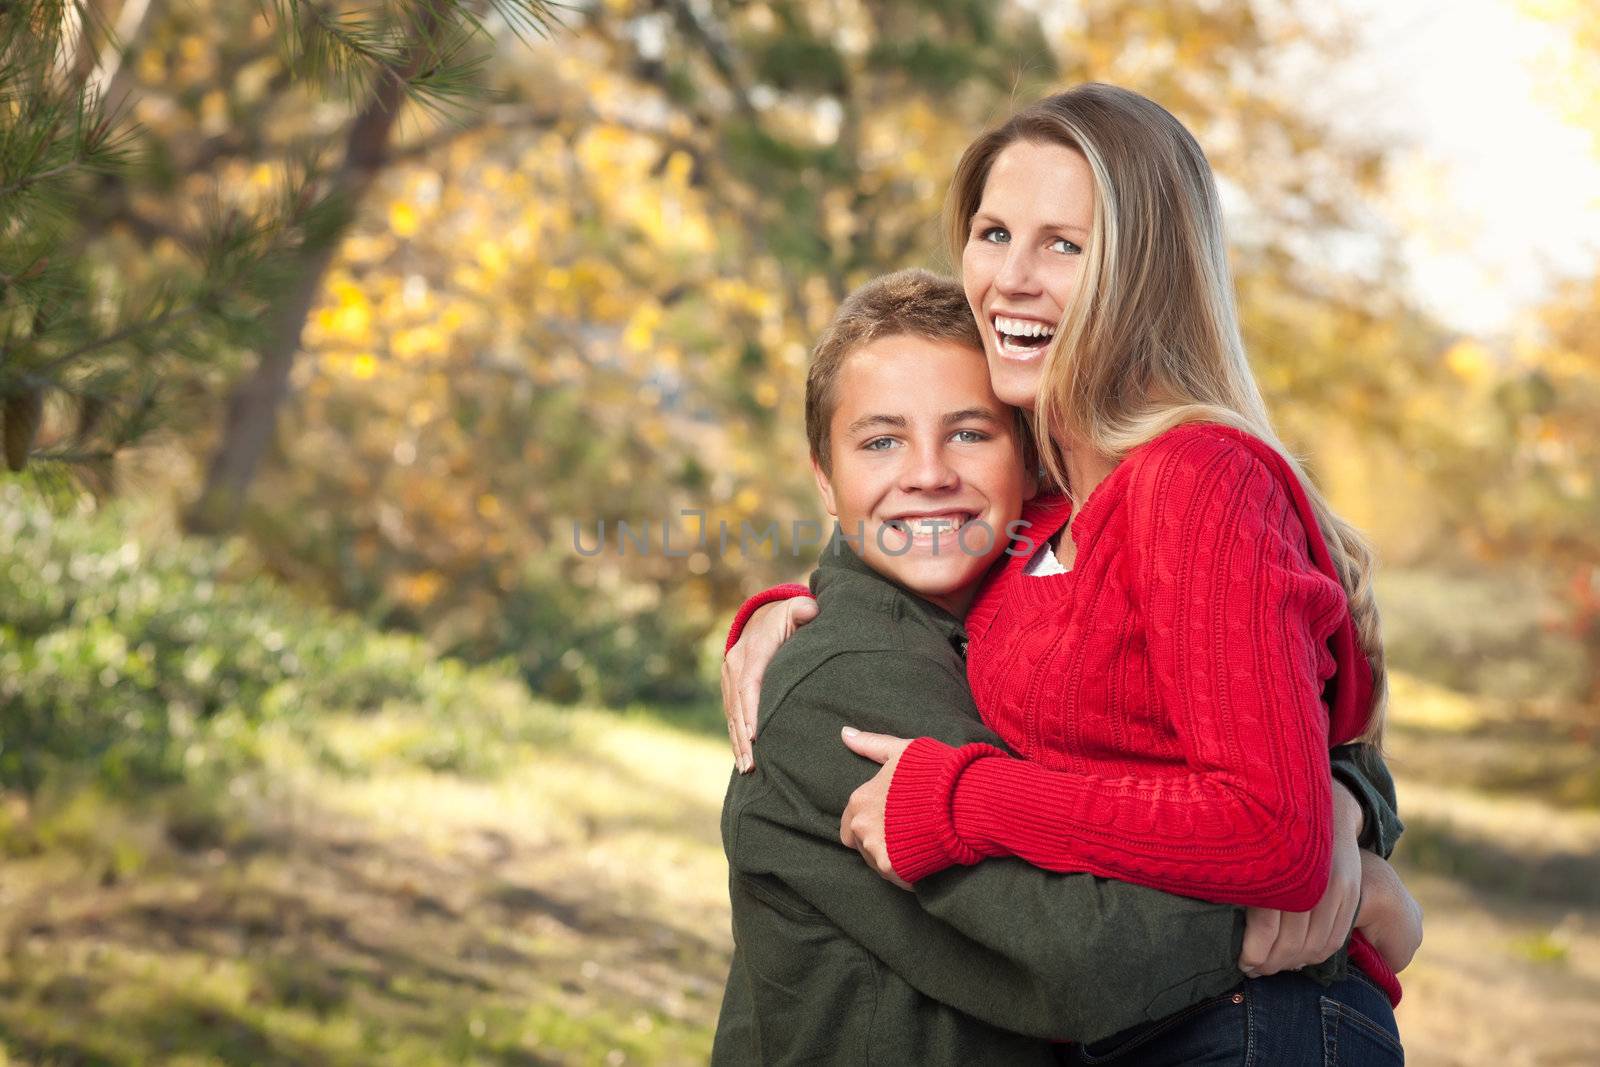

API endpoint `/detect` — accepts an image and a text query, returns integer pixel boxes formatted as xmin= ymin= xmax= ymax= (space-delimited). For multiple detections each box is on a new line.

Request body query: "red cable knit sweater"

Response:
xmin=886 ymin=423 xmax=1371 ymax=900
xmin=727 ymin=423 xmax=1398 ymax=1003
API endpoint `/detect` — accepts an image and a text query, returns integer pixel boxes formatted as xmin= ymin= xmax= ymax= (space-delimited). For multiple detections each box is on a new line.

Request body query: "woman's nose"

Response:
xmin=995 ymin=245 xmax=1042 ymax=297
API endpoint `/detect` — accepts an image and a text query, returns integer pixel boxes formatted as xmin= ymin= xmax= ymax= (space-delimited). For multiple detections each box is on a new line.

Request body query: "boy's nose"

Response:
xmin=900 ymin=445 xmax=959 ymax=492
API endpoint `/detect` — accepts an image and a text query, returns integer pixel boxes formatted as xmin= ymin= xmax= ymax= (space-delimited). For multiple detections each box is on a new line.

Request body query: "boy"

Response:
xmin=713 ymin=270 xmax=1261 ymax=1063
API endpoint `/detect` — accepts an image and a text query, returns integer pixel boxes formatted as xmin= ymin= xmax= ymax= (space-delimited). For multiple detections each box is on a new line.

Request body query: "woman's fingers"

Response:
xmin=840 ymin=728 xmax=913 ymax=764
xmin=743 ymin=599 xmax=818 ymax=746
xmin=738 ymin=658 xmax=762 ymax=758
xmin=723 ymin=601 xmax=798 ymax=773
xmin=720 ymin=650 xmax=741 ymax=764
xmin=721 ymin=644 xmax=754 ymax=771
xmin=725 ymin=598 xmax=820 ymax=772
xmin=840 ymin=759 xmax=908 ymax=888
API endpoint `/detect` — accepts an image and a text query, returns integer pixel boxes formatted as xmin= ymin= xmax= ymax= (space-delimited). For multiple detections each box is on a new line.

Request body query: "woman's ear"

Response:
xmin=811 ymin=455 xmax=839 ymax=517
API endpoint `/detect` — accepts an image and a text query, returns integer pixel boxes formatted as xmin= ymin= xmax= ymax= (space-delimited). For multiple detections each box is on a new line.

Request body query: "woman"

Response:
xmin=723 ymin=84 xmax=1418 ymax=1063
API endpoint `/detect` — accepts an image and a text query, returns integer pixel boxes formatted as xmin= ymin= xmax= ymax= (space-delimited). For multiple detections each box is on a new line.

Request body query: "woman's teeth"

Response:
xmin=993 ymin=315 xmax=1056 ymax=356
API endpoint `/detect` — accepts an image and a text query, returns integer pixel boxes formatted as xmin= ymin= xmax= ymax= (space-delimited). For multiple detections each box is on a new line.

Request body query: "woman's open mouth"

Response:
xmin=993 ymin=314 xmax=1056 ymax=359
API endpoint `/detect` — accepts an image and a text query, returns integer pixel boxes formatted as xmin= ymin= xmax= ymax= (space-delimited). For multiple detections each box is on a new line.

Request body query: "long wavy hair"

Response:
xmin=945 ymin=83 xmax=1387 ymax=742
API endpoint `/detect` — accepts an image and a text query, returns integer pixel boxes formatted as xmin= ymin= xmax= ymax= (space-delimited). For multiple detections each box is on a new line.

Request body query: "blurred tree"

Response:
xmin=0 ymin=0 xmax=559 ymax=513
xmin=1437 ymin=0 xmax=1600 ymax=711
xmin=0 ymin=0 xmax=306 ymax=485
xmin=1519 ymin=282 xmax=1600 ymax=709
xmin=189 ymin=0 xmax=564 ymax=532
xmin=231 ymin=0 xmax=1445 ymax=704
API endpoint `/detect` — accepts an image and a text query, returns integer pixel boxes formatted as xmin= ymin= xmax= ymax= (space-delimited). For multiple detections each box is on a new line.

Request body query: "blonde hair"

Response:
xmin=945 ymin=84 xmax=1386 ymax=742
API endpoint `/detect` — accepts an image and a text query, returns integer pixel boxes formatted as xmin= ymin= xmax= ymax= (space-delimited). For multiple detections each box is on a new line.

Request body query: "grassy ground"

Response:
xmin=0 ymin=704 xmax=734 ymax=1066
xmin=1 ymin=680 xmax=1597 ymax=1065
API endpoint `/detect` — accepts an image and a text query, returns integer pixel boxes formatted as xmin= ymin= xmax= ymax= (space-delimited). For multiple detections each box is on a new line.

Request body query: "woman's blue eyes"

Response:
xmin=975 ymin=227 xmax=1081 ymax=255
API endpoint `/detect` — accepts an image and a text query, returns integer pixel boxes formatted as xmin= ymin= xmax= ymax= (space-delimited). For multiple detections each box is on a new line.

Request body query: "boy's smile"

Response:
xmin=812 ymin=333 xmax=1033 ymax=618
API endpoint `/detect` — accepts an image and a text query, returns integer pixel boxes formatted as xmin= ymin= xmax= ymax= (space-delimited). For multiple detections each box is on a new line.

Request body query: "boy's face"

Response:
xmin=813 ymin=333 xmax=1033 ymax=619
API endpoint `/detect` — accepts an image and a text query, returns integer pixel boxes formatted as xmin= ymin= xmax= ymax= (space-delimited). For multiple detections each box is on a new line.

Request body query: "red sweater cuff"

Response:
xmin=724 ymin=584 xmax=814 ymax=654
xmin=885 ymin=737 xmax=1006 ymax=883
xmin=1348 ymin=931 xmax=1402 ymax=1007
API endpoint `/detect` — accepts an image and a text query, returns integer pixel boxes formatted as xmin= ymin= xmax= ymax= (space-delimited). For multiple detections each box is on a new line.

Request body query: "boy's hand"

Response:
xmin=722 ymin=598 xmax=820 ymax=772
xmin=839 ymin=728 xmax=914 ymax=890
xmin=1355 ymin=851 xmax=1424 ymax=974
xmin=1239 ymin=781 xmax=1365 ymax=976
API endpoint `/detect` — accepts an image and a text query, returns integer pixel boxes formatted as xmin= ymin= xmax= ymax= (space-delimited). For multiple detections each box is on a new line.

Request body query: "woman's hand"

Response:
xmin=1354 ymin=851 xmax=1424 ymax=974
xmin=722 ymin=597 xmax=819 ymax=771
xmin=838 ymin=728 xmax=914 ymax=890
xmin=1239 ymin=781 xmax=1365 ymax=976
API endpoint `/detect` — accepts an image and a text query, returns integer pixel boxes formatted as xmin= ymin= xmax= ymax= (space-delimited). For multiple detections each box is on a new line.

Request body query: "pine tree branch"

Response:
xmin=38 ymin=301 xmax=200 ymax=375
xmin=0 ymin=160 xmax=81 ymax=199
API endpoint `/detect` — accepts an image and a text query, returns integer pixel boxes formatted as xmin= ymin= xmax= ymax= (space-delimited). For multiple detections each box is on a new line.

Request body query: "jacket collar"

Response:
xmin=809 ymin=525 xmax=968 ymax=651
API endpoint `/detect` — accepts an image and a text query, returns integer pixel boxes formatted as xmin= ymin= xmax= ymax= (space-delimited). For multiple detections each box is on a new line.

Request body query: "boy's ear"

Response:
xmin=811 ymin=455 xmax=839 ymax=518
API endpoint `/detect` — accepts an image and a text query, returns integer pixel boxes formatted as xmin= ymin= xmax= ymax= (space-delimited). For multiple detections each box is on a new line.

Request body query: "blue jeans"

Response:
xmin=1066 ymin=969 xmax=1404 ymax=1065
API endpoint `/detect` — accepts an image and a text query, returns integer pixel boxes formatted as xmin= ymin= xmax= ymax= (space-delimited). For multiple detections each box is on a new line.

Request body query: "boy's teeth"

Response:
xmin=898 ymin=514 xmax=970 ymax=534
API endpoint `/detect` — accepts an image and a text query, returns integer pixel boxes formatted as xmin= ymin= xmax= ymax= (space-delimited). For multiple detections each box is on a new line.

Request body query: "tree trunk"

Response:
xmin=185 ymin=7 xmax=446 ymax=534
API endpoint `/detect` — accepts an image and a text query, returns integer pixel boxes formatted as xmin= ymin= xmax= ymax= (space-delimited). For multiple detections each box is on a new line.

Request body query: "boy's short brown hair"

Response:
xmin=807 ymin=269 xmax=985 ymax=474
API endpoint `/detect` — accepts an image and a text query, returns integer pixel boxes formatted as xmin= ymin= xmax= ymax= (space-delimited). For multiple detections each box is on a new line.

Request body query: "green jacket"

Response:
xmin=713 ymin=535 xmax=1401 ymax=1065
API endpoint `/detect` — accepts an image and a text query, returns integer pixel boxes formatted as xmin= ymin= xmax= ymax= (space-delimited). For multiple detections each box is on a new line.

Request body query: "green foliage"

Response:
xmin=0 ymin=0 xmax=560 ymax=486
xmin=490 ymin=556 xmax=721 ymax=708
xmin=867 ymin=38 xmax=989 ymax=92
xmin=1 ymin=1 xmax=309 ymax=475
xmin=0 ymin=484 xmax=566 ymax=793
xmin=751 ymin=34 xmax=846 ymax=94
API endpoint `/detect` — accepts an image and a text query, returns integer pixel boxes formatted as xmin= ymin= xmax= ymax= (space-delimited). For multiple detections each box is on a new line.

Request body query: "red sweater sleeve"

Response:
xmin=885 ymin=433 xmax=1347 ymax=910
xmin=724 ymin=584 xmax=814 ymax=654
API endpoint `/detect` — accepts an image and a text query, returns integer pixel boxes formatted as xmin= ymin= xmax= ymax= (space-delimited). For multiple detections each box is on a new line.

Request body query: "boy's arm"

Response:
xmin=1328 ymin=742 xmax=1403 ymax=859
xmin=728 ymin=650 xmax=1245 ymax=1044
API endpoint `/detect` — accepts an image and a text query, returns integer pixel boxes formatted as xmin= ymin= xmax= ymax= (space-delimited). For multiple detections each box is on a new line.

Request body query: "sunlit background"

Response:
xmin=2 ymin=1 xmax=1597 ymax=1064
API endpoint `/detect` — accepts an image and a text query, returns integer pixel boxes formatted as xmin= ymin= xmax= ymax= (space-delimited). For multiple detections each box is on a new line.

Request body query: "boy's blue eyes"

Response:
xmin=862 ymin=430 xmax=990 ymax=451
